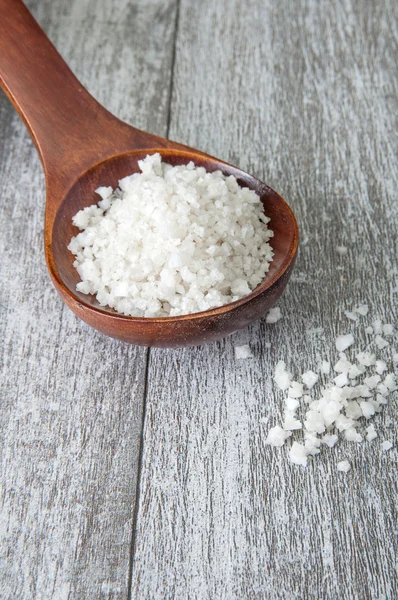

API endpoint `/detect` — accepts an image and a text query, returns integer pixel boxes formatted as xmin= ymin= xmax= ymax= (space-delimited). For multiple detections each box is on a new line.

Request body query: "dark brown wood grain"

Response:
xmin=0 ymin=0 xmax=298 ymax=347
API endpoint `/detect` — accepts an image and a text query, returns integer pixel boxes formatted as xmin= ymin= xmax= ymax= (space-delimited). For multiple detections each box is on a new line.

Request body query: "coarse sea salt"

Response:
xmin=266 ymin=307 xmax=282 ymax=323
xmin=381 ymin=441 xmax=393 ymax=451
xmin=336 ymin=334 xmax=354 ymax=352
xmin=235 ymin=345 xmax=253 ymax=359
xmin=337 ymin=460 xmax=351 ymax=473
xmin=68 ymin=154 xmax=274 ymax=317
xmin=266 ymin=312 xmax=397 ymax=468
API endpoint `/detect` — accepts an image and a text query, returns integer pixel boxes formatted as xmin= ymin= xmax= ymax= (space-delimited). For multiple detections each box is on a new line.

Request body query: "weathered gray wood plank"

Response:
xmin=0 ymin=0 xmax=177 ymax=598
xmin=130 ymin=0 xmax=398 ymax=598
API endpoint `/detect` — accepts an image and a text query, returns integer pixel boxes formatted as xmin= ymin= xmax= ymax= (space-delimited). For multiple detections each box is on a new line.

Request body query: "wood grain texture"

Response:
xmin=1 ymin=0 xmax=397 ymax=599
xmin=130 ymin=0 xmax=398 ymax=599
xmin=0 ymin=0 xmax=177 ymax=598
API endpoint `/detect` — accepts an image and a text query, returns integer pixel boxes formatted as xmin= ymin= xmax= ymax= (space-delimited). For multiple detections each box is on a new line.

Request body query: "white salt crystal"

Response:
xmin=345 ymin=428 xmax=363 ymax=443
xmin=375 ymin=335 xmax=389 ymax=349
xmin=336 ymin=334 xmax=354 ymax=352
xmin=375 ymin=360 xmax=387 ymax=375
xmin=283 ymin=412 xmax=302 ymax=430
xmin=304 ymin=410 xmax=325 ymax=434
xmin=289 ymin=442 xmax=309 ymax=467
xmin=393 ymin=353 xmax=398 ymax=364
xmin=363 ymin=375 xmax=381 ymax=389
xmin=335 ymin=414 xmax=355 ymax=431
xmin=365 ymin=326 xmax=373 ymax=335
xmin=366 ymin=424 xmax=377 ymax=441
xmin=376 ymin=383 xmax=389 ymax=397
xmin=360 ymin=401 xmax=376 ymax=419
xmin=337 ymin=460 xmax=351 ymax=473
xmin=265 ymin=426 xmax=292 ymax=447
xmin=336 ymin=246 xmax=348 ymax=255
xmin=356 ymin=351 xmax=376 ymax=366
xmin=266 ymin=307 xmax=282 ymax=323
xmin=285 ymin=397 xmax=300 ymax=411
xmin=344 ymin=311 xmax=357 ymax=321
xmin=348 ymin=364 xmax=365 ymax=379
xmin=288 ymin=381 xmax=304 ymax=398
xmin=345 ymin=401 xmax=362 ymax=420
xmin=304 ymin=432 xmax=322 ymax=455
xmin=235 ymin=345 xmax=253 ymax=359
xmin=353 ymin=384 xmax=372 ymax=398
xmin=95 ymin=185 xmax=113 ymax=200
xmin=321 ymin=360 xmax=331 ymax=375
xmin=381 ymin=441 xmax=393 ymax=451
xmin=355 ymin=304 xmax=369 ymax=316
xmin=231 ymin=279 xmax=251 ymax=296
xmin=322 ymin=434 xmax=338 ymax=448
xmin=382 ymin=324 xmax=394 ymax=336
xmin=334 ymin=372 xmax=349 ymax=387
xmin=383 ymin=373 xmax=397 ymax=391
xmin=321 ymin=399 xmax=343 ymax=427
xmin=334 ymin=359 xmax=352 ymax=373
xmin=301 ymin=370 xmax=319 ymax=389
xmin=274 ymin=361 xmax=292 ymax=391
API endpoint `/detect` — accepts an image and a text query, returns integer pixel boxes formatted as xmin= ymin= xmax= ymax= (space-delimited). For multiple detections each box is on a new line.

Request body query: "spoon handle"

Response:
xmin=0 ymin=0 xmax=154 ymax=189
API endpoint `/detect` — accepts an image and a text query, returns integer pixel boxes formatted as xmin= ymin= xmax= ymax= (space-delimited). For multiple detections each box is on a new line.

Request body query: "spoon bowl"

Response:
xmin=0 ymin=0 xmax=298 ymax=347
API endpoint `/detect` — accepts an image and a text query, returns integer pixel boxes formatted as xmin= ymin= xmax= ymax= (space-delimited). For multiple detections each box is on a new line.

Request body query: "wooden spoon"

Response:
xmin=0 ymin=0 xmax=298 ymax=347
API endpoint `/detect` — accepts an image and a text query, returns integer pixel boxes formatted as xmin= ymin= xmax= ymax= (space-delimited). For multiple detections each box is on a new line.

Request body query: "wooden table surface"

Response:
xmin=1 ymin=0 xmax=397 ymax=598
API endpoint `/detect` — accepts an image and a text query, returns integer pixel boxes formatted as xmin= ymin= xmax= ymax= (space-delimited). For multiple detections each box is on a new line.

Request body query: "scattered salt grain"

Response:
xmin=382 ymin=324 xmax=394 ymax=336
xmin=356 ymin=351 xmax=376 ymax=366
xmin=348 ymin=364 xmax=365 ymax=379
xmin=266 ymin=307 xmax=282 ymax=323
xmin=372 ymin=319 xmax=383 ymax=335
xmin=336 ymin=246 xmax=348 ymax=255
xmin=359 ymin=401 xmax=375 ymax=419
xmin=269 ymin=309 xmax=397 ymax=470
xmin=301 ymin=370 xmax=319 ymax=389
xmin=235 ymin=345 xmax=253 ymax=359
xmin=334 ymin=358 xmax=352 ymax=373
xmin=344 ymin=428 xmax=363 ymax=443
xmin=288 ymin=381 xmax=304 ymax=398
xmin=337 ymin=460 xmax=351 ymax=473
xmin=365 ymin=326 xmax=373 ymax=335
xmin=289 ymin=442 xmax=309 ymax=467
xmin=68 ymin=153 xmax=274 ymax=317
xmin=345 ymin=401 xmax=362 ymax=420
xmin=383 ymin=374 xmax=397 ymax=391
xmin=285 ymin=397 xmax=300 ymax=411
xmin=366 ymin=424 xmax=377 ymax=441
xmin=344 ymin=311 xmax=357 ymax=321
xmin=274 ymin=361 xmax=292 ymax=391
xmin=336 ymin=334 xmax=354 ymax=352
xmin=322 ymin=434 xmax=338 ymax=448
xmin=321 ymin=360 xmax=331 ymax=375
xmin=283 ymin=412 xmax=303 ymax=430
xmin=363 ymin=375 xmax=381 ymax=390
xmin=355 ymin=304 xmax=369 ymax=316
xmin=375 ymin=335 xmax=389 ymax=349
xmin=334 ymin=372 xmax=349 ymax=387
xmin=265 ymin=426 xmax=292 ymax=447
xmin=375 ymin=360 xmax=387 ymax=375
xmin=381 ymin=441 xmax=393 ymax=451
